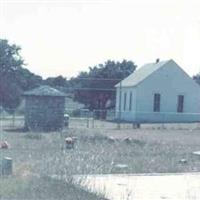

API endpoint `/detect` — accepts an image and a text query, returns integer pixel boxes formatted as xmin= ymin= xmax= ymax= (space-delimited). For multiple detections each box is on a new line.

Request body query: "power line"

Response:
xmin=72 ymin=87 xmax=116 ymax=91
xmin=69 ymin=77 xmax=121 ymax=81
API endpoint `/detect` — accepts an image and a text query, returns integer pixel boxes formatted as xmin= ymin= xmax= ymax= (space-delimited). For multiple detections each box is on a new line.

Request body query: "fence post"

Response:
xmin=117 ymin=81 xmax=122 ymax=130
xmin=92 ymin=111 xmax=94 ymax=128
xmin=162 ymin=112 xmax=165 ymax=129
xmin=12 ymin=110 xmax=15 ymax=128
xmin=86 ymin=111 xmax=89 ymax=128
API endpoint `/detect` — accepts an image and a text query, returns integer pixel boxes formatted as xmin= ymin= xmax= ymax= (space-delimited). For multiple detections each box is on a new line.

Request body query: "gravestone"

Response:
xmin=192 ymin=151 xmax=200 ymax=156
xmin=179 ymin=159 xmax=187 ymax=164
xmin=65 ymin=137 xmax=75 ymax=149
xmin=1 ymin=157 xmax=12 ymax=176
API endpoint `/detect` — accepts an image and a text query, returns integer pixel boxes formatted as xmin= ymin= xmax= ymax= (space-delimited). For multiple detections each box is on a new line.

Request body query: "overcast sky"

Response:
xmin=1 ymin=0 xmax=200 ymax=78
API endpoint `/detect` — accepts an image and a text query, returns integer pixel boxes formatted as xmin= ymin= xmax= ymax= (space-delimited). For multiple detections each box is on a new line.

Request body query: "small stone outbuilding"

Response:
xmin=23 ymin=85 xmax=66 ymax=132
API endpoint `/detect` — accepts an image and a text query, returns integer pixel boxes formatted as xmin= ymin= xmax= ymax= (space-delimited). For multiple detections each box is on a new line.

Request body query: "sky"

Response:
xmin=0 ymin=0 xmax=200 ymax=79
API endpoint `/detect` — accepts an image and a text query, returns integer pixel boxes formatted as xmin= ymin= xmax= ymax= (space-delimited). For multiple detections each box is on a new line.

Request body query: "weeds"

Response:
xmin=0 ymin=175 xmax=106 ymax=200
xmin=1 ymin=124 xmax=200 ymax=199
xmin=24 ymin=133 xmax=42 ymax=140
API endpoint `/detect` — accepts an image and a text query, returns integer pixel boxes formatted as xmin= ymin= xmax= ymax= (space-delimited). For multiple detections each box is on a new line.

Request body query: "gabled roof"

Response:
xmin=23 ymin=85 xmax=66 ymax=97
xmin=115 ymin=59 xmax=171 ymax=87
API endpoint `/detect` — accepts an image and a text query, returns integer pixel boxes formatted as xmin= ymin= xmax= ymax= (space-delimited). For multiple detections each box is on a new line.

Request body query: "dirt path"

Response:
xmin=75 ymin=173 xmax=200 ymax=200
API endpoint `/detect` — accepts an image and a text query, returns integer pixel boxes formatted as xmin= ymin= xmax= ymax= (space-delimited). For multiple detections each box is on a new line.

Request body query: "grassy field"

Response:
xmin=0 ymin=125 xmax=108 ymax=200
xmin=0 ymin=176 xmax=106 ymax=200
xmin=1 ymin=119 xmax=200 ymax=199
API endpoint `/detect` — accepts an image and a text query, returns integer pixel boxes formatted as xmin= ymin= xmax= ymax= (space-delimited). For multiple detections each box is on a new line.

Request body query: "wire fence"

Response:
xmin=1 ymin=107 xmax=200 ymax=191
xmin=1 ymin=109 xmax=200 ymax=131
xmin=0 ymin=111 xmax=117 ymax=130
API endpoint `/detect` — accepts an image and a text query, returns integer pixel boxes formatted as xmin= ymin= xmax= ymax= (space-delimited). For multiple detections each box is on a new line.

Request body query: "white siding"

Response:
xmin=135 ymin=60 xmax=200 ymax=122
xmin=115 ymin=87 xmax=137 ymax=121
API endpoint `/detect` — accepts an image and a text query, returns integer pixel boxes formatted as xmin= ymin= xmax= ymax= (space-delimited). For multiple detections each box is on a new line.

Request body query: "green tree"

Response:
xmin=0 ymin=39 xmax=24 ymax=111
xmin=44 ymin=75 xmax=67 ymax=87
xmin=44 ymin=75 xmax=70 ymax=93
xmin=0 ymin=39 xmax=42 ymax=112
xmin=15 ymin=67 xmax=43 ymax=90
xmin=70 ymin=60 xmax=137 ymax=118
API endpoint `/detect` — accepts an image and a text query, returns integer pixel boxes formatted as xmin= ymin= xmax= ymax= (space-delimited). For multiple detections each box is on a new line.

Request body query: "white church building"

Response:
xmin=115 ymin=59 xmax=200 ymax=123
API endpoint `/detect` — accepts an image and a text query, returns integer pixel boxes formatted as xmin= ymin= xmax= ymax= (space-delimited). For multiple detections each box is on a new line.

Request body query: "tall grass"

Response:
xmin=1 ymin=124 xmax=200 ymax=199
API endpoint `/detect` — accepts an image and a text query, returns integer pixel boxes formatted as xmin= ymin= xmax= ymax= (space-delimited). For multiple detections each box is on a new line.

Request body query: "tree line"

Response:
xmin=1 ymin=39 xmax=200 ymax=114
xmin=0 ymin=39 xmax=137 ymax=113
